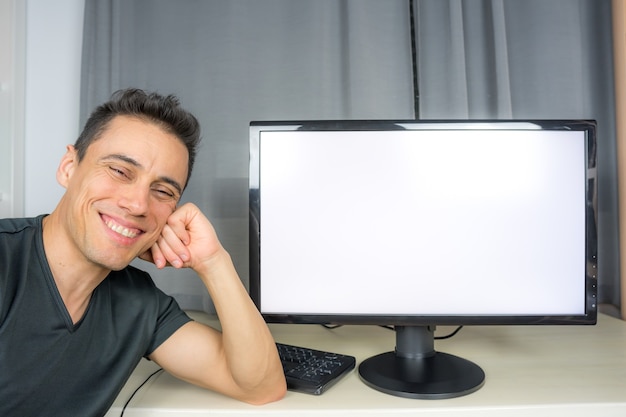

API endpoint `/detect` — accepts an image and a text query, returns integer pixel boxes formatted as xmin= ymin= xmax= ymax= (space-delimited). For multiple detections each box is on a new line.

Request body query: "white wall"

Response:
xmin=0 ymin=0 xmax=24 ymax=218
xmin=23 ymin=0 xmax=84 ymax=216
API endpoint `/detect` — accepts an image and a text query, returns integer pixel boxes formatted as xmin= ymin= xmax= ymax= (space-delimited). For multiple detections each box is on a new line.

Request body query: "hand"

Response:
xmin=139 ymin=202 xmax=223 ymax=272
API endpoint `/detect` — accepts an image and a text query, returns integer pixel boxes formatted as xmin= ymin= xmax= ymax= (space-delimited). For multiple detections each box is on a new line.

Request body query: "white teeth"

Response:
xmin=105 ymin=220 xmax=138 ymax=238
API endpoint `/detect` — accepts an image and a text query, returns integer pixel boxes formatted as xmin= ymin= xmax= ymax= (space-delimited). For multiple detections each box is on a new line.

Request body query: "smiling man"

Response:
xmin=0 ymin=89 xmax=286 ymax=416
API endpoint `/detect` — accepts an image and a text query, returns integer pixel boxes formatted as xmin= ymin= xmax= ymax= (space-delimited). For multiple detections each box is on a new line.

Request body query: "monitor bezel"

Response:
xmin=249 ymin=119 xmax=598 ymax=327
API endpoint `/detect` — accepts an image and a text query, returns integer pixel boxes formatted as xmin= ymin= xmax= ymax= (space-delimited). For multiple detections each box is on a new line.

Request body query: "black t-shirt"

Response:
xmin=0 ymin=216 xmax=192 ymax=416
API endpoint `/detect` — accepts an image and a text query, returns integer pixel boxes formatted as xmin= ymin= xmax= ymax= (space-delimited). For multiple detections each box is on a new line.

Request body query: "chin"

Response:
xmin=107 ymin=263 xmax=131 ymax=272
xmin=90 ymin=253 xmax=136 ymax=272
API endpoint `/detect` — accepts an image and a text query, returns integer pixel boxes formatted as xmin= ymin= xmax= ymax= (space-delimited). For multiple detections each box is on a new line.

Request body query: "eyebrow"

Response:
xmin=101 ymin=153 xmax=184 ymax=196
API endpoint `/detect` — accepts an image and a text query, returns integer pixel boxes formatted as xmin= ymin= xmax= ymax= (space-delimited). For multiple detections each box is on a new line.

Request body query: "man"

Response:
xmin=0 ymin=89 xmax=287 ymax=416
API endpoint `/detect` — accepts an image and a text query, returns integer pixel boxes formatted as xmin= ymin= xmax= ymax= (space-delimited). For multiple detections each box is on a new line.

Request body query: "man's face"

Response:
xmin=57 ymin=115 xmax=189 ymax=271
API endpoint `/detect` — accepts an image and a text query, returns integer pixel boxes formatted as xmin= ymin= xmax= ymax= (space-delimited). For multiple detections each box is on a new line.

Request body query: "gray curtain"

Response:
xmin=80 ymin=0 xmax=416 ymax=312
xmin=81 ymin=0 xmax=619 ymax=312
xmin=414 ymin=0 xmax=619 ymax=310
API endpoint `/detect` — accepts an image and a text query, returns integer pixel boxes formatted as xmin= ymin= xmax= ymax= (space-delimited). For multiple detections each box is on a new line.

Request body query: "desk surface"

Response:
xmin=105 ymin=312 xmax=626 ymax=417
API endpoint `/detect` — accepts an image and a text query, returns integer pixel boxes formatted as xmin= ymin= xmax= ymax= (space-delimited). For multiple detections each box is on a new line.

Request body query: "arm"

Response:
xmin=142 ymin=203 xmax=286 ymax=405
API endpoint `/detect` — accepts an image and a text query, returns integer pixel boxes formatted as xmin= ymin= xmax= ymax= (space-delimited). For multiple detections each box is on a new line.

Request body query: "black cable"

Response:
xmin=323 ymin=324 xmax=464 ymax=340
xmin=120 ymin=368 xmax=164 ymax=417
xmin=435 ymin=325 xmax=464 ymax=340
xmin=377 ymin=324 xmax=465 ymax=340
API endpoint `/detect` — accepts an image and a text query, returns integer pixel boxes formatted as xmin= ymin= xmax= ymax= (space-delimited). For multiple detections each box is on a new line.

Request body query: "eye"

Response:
xmin=109 ymin=166 xmax=129 ymax=178
xmin=152 ymin=186 xmax=178 ymax=201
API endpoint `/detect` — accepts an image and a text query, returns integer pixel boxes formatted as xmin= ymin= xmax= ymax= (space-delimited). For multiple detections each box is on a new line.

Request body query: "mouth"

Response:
xmin=102 ymin=215 xmax=143 ymax=239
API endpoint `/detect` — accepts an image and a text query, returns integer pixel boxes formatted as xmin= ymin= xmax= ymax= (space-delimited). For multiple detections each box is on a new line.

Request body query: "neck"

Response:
xmin=42 ymin=213 xmax=110 ymax=324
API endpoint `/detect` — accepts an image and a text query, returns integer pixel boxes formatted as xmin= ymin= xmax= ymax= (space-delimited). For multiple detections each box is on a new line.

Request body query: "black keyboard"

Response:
xmin=276 ymin=342 xmax=356 ymax=395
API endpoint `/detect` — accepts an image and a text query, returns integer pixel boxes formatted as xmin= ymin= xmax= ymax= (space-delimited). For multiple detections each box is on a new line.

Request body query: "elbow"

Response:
xmin=266 ymin=378 xmax=288 ymax=404
xmin=244 ymin=376 xmax=287 ymax=405
xmin=271 ymin=378 xmax=288 ymax=402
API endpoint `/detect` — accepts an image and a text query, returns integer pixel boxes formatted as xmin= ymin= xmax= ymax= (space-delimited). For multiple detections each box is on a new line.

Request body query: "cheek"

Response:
xmin=71 ymin=171 xmax=117 ymax=200
xmin=70 ymin=179 xmax=112 ymax=210
xmin=153 ymin=203 xmax=177 ymax=226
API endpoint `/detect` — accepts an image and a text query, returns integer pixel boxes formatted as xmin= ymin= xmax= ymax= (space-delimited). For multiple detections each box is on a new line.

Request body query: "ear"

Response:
xmin=56 ymin=145 xmax=78 ymax=189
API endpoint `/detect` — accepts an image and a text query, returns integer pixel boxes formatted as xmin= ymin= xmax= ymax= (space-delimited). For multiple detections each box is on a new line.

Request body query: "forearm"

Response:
xmin=196 ymin=250 xmax=286 ymax=401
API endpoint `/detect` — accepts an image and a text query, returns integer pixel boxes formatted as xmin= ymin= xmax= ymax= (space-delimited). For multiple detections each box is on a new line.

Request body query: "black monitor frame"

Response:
xmin=249 ymin=119 xmax=597 ymax=399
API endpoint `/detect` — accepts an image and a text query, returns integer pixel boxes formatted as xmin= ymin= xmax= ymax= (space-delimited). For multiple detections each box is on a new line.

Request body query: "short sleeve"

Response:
xmin=145 ymin=287 xmax=193 ymax=356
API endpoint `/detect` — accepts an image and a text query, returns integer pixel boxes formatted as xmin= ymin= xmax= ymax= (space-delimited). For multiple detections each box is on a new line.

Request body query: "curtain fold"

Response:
xmin=613 ymin=0 xmax=626 ymax=320
xmin=80 ymin=0 xmax=123 ymax=124
xmin=80 ymin=0 xmax=415 ymax=312
xmin=414 ymin=0 xmax=619 ymax=311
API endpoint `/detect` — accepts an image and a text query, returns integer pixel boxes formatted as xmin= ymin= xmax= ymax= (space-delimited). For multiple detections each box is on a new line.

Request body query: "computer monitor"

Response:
xmin=249 ymin=119 xmax=597 ymax=399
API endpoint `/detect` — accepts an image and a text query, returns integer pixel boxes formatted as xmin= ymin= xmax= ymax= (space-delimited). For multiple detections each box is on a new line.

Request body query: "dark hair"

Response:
xmin=75 ymin=88 xmax=201 ymax=189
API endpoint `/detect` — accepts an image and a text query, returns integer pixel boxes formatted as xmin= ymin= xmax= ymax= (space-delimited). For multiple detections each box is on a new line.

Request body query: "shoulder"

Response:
xmin=0 ymin=216 xmax=42 ymax=235
xmin=0 ymin=216 xmax=46 ymax=270
xmin=103 ymin=265 xmax=192 ymax=354
xmin=104 ymin=265 xmax=185 ymax=316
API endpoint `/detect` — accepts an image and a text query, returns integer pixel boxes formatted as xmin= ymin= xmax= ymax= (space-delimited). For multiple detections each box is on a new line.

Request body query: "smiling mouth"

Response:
xmin=104 ymin=217 xmax=142 ymax=239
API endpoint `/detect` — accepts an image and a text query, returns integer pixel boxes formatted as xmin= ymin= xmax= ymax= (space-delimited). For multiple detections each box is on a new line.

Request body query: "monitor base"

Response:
xmin=358 ymin=326 xmax=485 ymax=399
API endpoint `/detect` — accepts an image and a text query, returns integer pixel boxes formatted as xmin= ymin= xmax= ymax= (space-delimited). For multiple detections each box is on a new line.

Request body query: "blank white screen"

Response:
xmin=259 ymin=129 xmax=587 ymax=316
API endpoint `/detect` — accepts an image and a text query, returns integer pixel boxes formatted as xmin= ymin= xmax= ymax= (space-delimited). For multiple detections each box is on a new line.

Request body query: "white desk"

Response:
xmin=105 ymin=312 xmax=626 ymax=417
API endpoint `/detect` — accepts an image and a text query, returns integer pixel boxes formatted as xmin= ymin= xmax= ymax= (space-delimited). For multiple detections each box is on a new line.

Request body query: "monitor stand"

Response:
xmin=358 ymin=325 xmax=485 ymax=399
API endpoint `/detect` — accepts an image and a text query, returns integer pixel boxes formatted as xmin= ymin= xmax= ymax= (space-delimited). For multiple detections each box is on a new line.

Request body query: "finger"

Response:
xmin=167 ymin=211 xmax=192 ymax=246
xmin=161 ymin=223 xmax=191 ymax=262
xmin=148 ymin=241 xmax=168 ymax=269
xmin=157 ymin=227 xmax=186 ymax=268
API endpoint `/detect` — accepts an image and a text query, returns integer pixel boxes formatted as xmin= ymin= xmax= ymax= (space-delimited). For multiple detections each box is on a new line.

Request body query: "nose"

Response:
xmin=118 ymin=185 xmax=150 ymax=216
